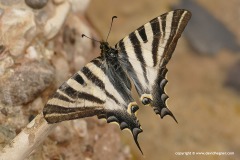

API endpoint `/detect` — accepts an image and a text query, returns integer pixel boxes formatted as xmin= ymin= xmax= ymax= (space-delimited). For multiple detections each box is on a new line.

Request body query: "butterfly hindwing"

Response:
xmin=116 ymin=9 xmax=191 ymax=121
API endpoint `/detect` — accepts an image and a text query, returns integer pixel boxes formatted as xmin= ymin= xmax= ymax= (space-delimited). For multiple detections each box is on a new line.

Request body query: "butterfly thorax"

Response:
xmin=100 ymin=42 xmax=118 ymax=60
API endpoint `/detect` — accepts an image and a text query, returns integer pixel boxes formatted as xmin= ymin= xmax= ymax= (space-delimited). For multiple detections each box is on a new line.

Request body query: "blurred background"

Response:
xmin=86 ymin=0 xmax=240 ymax=159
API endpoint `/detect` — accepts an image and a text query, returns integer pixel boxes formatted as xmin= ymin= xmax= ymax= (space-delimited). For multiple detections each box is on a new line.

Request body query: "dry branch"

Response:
xmin=0 ymin=114 xmax=57 ymax=160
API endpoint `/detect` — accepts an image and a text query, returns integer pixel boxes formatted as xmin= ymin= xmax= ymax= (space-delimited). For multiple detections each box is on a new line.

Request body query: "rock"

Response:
xmin=0 ymin=0 xmax=21 ymax=6
xmin=174 ymin=0 xmax=240 ymax=55
xmin=25 ymin=0 xmax=49 ymax=9
xmin=28 ymin=97 xmax=44 ymax=113
xmin=72 ymin=119 xmax=88 ymax=138
xmin=25 ymin=46 xmax=42 ymax=60
xmin=44 ymin=1 xmax=70 ymax=39
xmin=0 ymin=104 xmax=28 ymax=129
xmin=0 ymin=7 xmax=37 ymax=57
xmin=0 ymin=56 xmax=14 ymax=76
xmin=0 ymin=125 xmax=16 ymax=147
xmin=69 ymin=0 xmax=90 ymax=13
xmin=0 ymin=60 xmax=55 ymax=105
xmin=49 ymin=123 xmax=73 ymax=143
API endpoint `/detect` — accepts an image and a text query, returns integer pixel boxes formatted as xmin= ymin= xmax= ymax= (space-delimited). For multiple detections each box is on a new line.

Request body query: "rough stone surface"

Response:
xmin=0 ymin=56 xmax=14 ymax=76
xmin=0 ymin=7 xmax=37 ymax=57
xmin=69 ymin=0 xmax=90 ymax=13
xmin=0 ymin=60 xmax=55 ymax=105
xmin=0 ymin=0 xmax=21 ymax=6
xmin=0 ymin=125 xmax=16 ymax=147
xmin=25 ymin=0 xmax=49 ymax=9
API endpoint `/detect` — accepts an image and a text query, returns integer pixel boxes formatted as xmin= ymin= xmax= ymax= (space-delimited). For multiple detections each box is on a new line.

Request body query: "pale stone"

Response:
xmin=0 ymin=8 xmax=37 ymax=57
xmin=72 ymin=119 xmax=88 ymax=138
xmin=44 ymin=1 xmax=70 ymax=39
xmin=69 ymin=0 xmax=90 ymax=13
xmin=29 ymin=97 xmax=44 ymax=112
xmin=0 ymin=56 xmax=14 ymax=76
xmin=25 ymin=46 xmax=40 ymax=60
xmin=0 ymin=0 xmax=21 ymax=6
xmin=49 ymin=124 xmax=73 ymax=143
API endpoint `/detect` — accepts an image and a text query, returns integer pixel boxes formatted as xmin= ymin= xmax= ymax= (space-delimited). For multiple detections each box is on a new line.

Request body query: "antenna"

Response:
xmin=106 ymin=16 xmax=117 ymax=42
xmin=82 ymin=34 xmax=101 ymax=43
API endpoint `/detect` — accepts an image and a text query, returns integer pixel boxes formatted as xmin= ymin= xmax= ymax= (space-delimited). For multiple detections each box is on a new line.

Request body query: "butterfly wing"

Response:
xmin=43 ymin=56 xmax=143 ymax=152
xmin=115 ymin=9 xmax=191 ymax=121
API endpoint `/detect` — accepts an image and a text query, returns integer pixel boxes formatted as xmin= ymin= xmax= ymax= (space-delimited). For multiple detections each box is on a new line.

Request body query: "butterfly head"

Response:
xmin=100 ymin=41 xmax=118 ymax=60
xmin=100 ymin=41 xmax=110 ymax=51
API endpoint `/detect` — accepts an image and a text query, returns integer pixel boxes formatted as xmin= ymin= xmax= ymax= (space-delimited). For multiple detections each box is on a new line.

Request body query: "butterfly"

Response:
xmin=43 ymin=9 xmax=191 ymax=153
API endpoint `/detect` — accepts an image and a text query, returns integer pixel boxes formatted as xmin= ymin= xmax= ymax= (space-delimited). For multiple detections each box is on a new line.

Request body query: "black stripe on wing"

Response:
xmin=71 ymin=73 xmax=85 ymax=86
xmin=82 ymin=61 xmax=121 ymax=105
xmin=82 ymin=66 xmax=104 ymax=89
xmin=137 ymin=26 xmax=148 ymax=43
xmin=53 ymin=91 xmax=75 ymax=103
xmin=129 ymin=32 xmax=149 ymax=84
xmin=161 ymin=13 xmax=166 ymax=37
xmin=150 ymin=17 xmax=161 ymax=66
xmin=59 ymin=82 xmax=105 ymax=104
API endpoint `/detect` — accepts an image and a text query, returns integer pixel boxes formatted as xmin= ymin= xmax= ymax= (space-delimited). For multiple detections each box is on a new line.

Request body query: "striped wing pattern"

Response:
xmin=116 ymin=9 xmax=191 ymax=121
xmin=43 ymin=9 xmax=191 ymax=153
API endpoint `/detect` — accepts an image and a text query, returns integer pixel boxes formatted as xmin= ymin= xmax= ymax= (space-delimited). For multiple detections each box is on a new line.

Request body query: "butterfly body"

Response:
xmin=43 ymin=9 xmax=191 ymax=153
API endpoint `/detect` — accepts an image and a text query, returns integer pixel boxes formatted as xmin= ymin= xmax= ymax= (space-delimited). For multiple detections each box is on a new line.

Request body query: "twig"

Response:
xmin=0 ymin=113 xmax=57 ymax=160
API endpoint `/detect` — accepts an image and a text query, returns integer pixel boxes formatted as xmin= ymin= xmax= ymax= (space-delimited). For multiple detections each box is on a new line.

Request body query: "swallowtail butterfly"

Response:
xmin=43 ymin=9 xmax=191 ymax=153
